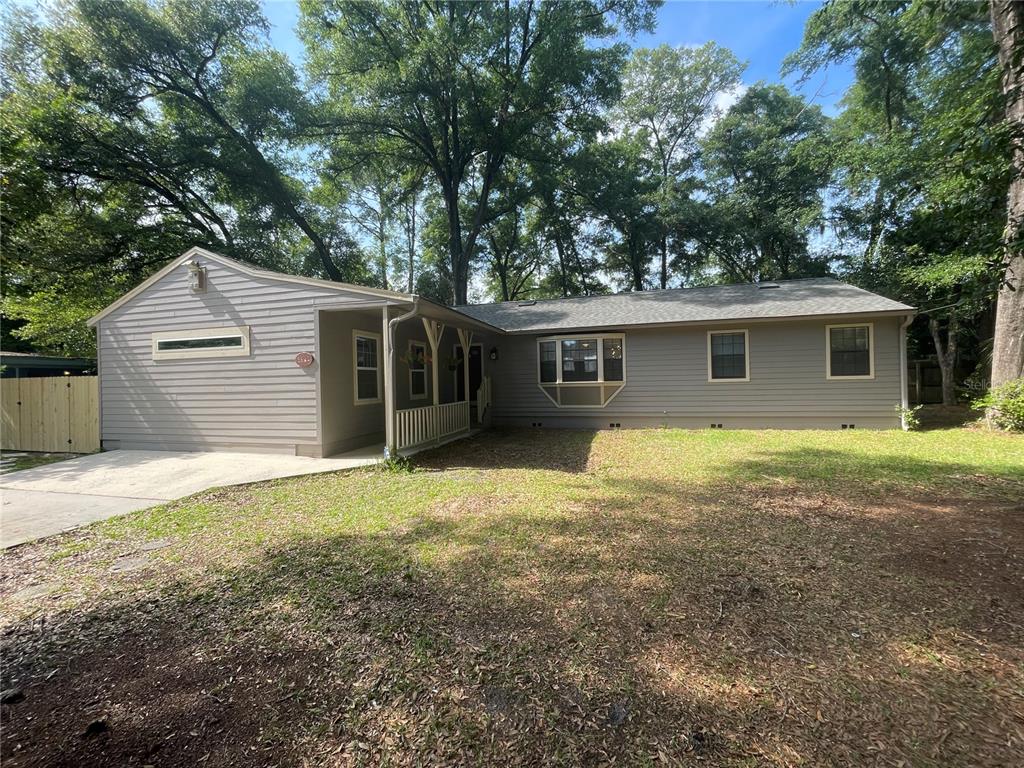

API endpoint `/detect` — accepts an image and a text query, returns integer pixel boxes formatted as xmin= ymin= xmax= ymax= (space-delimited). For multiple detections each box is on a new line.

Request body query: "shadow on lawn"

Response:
xmin=414 ymin=427 xmax=598 ymax=473
xmin=3 ymin=458 xmax=1022 ymax=767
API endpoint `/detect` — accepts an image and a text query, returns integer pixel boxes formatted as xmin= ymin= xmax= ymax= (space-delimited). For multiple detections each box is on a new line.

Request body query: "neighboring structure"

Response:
xmin=0 ymin=351 xmax=96 ymax=378
xmin=87 ymin=247 xmax=915 ymax=457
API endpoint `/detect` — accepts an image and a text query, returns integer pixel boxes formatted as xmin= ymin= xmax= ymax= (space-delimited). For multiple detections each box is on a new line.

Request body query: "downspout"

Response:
xmin=899 ymin=313 xmax=915 ymax=430
xmin=384 ymin=297 xmax=420 ymax=458
xmin=95 ymin=322 xmax=102 ymax=451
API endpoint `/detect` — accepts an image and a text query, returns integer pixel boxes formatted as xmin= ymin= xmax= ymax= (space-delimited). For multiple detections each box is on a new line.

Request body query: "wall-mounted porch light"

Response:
xmin=187 ymin=259 xmax=207 ymax=293
xmin=489 ymin=346 xmax=499 ymax=361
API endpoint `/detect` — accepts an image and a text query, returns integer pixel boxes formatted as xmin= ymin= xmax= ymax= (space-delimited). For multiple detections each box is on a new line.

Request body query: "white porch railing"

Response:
xmin=395 ymin=400 xmax=471 ymax=451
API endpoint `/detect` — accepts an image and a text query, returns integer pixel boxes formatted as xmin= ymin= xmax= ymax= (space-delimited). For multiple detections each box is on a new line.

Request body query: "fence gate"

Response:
xmin=1 ymin=376 xmax=99 ymax=453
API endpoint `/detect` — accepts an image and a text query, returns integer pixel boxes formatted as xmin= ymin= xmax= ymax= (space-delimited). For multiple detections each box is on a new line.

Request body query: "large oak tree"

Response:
xmin=300 ymin=0 xmax=657 ymax=304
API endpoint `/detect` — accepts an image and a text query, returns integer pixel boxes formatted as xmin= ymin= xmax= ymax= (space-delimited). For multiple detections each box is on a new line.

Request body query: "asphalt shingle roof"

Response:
xmin=454 ymin=278 xmax=914 ymax=334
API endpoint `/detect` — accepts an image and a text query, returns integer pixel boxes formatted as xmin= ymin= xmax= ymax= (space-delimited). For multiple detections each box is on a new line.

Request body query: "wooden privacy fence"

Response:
xmin=1 ymin=376 xmax=99 ymax=453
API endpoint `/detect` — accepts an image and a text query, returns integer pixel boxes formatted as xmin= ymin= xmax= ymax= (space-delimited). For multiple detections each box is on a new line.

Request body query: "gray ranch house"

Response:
xmin=87 ymin=247 xmax=916 ymax=458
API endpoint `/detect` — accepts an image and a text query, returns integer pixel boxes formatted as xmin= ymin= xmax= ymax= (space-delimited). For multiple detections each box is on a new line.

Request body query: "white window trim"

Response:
xmin=706 ymin=329 xmax=750 ymax=382
xmin=408 ymin=340 xmax=427 ymax=401
xmin=151 ymin=325 xmax=250 ymax=361
xmin=536 ymin=333 xmax=626 ymax=409
xmin=825 ymin=322 xmax=875 ymax=380
xmin=353 ymin=329 xmax=382 ymax=405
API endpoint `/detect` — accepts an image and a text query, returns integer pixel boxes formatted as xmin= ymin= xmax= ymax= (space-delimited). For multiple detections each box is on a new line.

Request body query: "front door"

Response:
xmin=454 ymin=344 xmax=483 ymax=402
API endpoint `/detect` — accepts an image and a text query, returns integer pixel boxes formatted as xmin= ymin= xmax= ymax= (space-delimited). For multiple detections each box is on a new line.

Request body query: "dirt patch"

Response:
xmin=1 ymin=624 xmax=328 ymax=767
xmin=414 ymin=428 xmax=598 ymax=473
xmin=916 ymin=404 xmax=984 ymax=430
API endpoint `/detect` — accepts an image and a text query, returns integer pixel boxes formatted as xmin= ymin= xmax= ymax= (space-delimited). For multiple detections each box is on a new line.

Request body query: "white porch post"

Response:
xmin=383 ymin=306 xmax=395 ymax=455
xmin=422 ymin=318 xmax=444 ymax=406
xmin=457 ymin=328 xmax=474 ymax=402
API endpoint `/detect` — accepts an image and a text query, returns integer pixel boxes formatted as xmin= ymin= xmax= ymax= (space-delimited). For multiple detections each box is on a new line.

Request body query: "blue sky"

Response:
xmin=260 ymin=0 xmax=853 ymax=115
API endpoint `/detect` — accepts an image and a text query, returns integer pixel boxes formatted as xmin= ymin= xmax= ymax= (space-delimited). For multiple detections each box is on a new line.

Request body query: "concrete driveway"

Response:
xmin=0 ymin=448 xmax=380 ymax=548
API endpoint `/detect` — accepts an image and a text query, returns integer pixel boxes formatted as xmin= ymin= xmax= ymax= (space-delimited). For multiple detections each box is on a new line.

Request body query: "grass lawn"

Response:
xmin=1 ymin=427 xmax=1022 ymax=767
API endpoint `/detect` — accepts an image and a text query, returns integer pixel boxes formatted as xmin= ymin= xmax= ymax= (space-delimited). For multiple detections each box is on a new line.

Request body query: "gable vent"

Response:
xmin=757 ymin=282 xmax=780 ymax=289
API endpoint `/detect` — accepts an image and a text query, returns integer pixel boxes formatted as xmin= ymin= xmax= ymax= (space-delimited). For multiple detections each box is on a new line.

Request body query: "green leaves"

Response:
xmin=698 ymin=84 xmax=833 ymax=282
xmin=301 ymin=0 xmax=658 ymax=302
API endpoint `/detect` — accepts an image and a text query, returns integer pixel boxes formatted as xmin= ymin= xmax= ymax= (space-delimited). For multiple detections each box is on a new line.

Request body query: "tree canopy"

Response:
xmin=1 ymin=0 xmax=1019 ymax=397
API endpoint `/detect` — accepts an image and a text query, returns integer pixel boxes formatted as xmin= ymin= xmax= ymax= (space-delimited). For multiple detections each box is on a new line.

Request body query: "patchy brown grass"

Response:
xmin=1 ymin=427 xmax=1023 ymax=767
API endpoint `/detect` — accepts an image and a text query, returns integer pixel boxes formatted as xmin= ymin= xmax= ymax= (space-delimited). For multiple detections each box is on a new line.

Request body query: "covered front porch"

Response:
xmin=315 ymin=300 xmax=498 ymax=459
xmin=387 ymin=310 xmax=495 ymax=455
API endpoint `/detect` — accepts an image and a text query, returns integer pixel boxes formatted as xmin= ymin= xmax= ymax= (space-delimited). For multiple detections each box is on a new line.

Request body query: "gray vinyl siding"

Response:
xmin=487 ymin=316 xmax=904 ymax=429
xmin=318 ymin=308 xmax=387 ymax=456
xmin=98 ymin=258 xmax=385 ymax=454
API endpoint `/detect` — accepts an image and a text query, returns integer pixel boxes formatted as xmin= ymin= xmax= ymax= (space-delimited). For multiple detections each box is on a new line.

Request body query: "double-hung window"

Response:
xmin=408 ymin=341 xmax=427 ymax=400
xmin=707 ymin=330 xmax=749 ymax=381
xmin=353 ymin=331 xmax=381 ymax=404
xmin=561 ymin=339 xmax=599 ymax=381
xmin=537 ymin=334 xmax=625 ymax=407
xmin=826 ymin=323 xmax=873 ymax=379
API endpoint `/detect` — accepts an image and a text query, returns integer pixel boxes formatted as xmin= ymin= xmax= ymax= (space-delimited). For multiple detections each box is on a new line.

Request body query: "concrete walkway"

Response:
xmin=0 ymin=448 xmax=380 ymax=548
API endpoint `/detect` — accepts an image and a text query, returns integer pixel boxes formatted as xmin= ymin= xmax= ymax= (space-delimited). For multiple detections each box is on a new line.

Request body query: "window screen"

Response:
xmin=356 ymin=336 xmax=377 ymax=369
xmin=409 ymin=342 xmax=426 ymax=398
xmin=539 ymin=340 xmax=558 ymax=383
xmin=710 ymin=332 xmax=747 ymax=379
xmin=829 ymin=326 xmax=870 ymax=376
xmin=355 ymin=335 xmax=379 ymax=401
xmin=603 ymin=338 xmax=623 ymax=381
xmin=561 ymin=339 xmax=599 ymax=382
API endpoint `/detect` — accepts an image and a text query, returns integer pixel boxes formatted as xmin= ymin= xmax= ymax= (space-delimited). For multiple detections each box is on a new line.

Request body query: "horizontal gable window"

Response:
xmin=157 ymin=336 xmax=243 ymax=352
xmin=826 ymin=323 xmax=874 ymax=379
xmin=152 ymin=326 xmax=250 ymax=361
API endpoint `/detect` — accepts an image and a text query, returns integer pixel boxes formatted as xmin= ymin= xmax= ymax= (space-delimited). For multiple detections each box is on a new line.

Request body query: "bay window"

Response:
xmin=537 ymin=334 xmax=626 ymax=407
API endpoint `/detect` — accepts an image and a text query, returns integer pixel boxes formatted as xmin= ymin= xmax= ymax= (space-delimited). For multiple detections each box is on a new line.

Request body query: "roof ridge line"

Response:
xmin=461 ymin=277 xmax=840 ymax=309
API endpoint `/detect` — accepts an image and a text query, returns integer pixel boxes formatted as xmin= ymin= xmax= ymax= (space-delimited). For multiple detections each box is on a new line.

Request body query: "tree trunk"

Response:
xmin=378 ymin=205 xmax=388 ymax=291
xmin=630 ymin=237 xmax=644 ymax=291
xmin=929 ymin=315 xmax=959 ymax=406
xmin=552 ymin=232 xmax=570 ymax=297
xmin=491 ymin=236 xmax=511 ymax=302
xmin=406 ymin=192 xmax=417 ymax=293
xmin=660 ymin=235 xmax=668 ymax=290
xmin=445 ymin=186 xmax=467 ymax=305
xmin=990 ymin=0 xmax=1024 ymax=386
